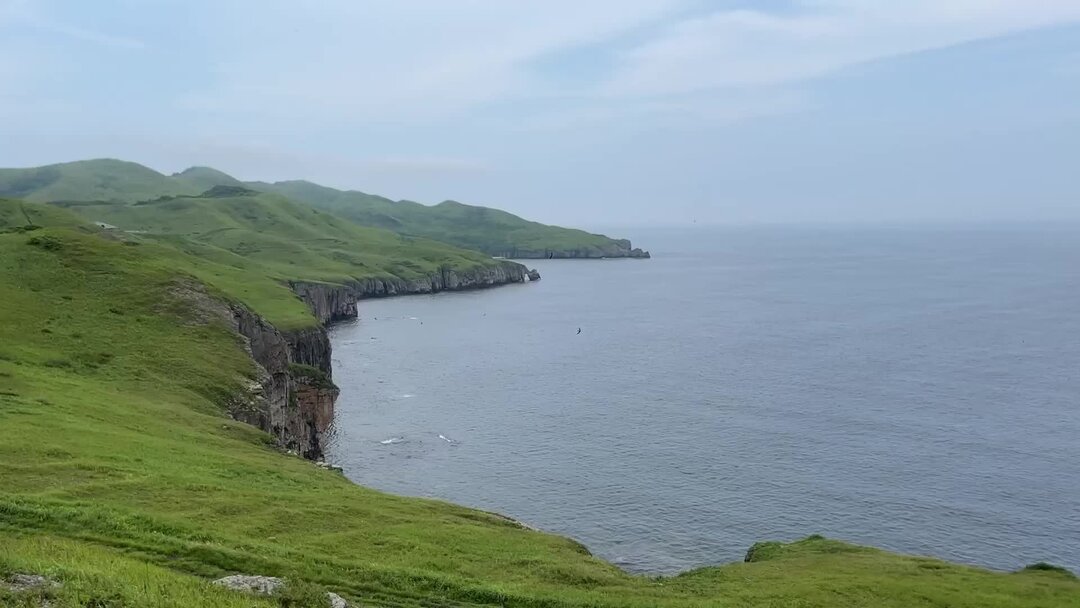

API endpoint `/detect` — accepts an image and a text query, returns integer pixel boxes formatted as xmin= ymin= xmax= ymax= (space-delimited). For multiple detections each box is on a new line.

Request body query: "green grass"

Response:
xmin=0 ymin=159 xmax=198 ymax=203
xmin=2 ymin=187 xmax=523 ymax=332
xmin=1 ymin=210 xmax=1078 ymax=606
xmin=51 ymin=189 xmax=503 ymax=285
xmin=0 ymin=197 xmax=91 ymax=230
xmin=0 ymin=159 xmax=649 ymax=259
xmin=256 ymin=181 xmax=649 ymax=258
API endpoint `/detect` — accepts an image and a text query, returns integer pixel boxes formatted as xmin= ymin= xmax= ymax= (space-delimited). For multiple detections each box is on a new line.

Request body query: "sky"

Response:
xmin=1 ymin=0 xmax=1079 ymax=227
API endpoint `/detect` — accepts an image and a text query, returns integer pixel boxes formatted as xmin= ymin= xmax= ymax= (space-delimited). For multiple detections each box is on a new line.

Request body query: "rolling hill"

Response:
xmin=36 ymin=186 xmax=527 ymax=329
xmin=0 ymin=159 xmax=650 ymax=259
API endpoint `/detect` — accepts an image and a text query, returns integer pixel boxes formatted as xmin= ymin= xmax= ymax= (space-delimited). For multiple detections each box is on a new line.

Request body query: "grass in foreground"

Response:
xmin=1 ymin=223 xmax=1078 ymax=606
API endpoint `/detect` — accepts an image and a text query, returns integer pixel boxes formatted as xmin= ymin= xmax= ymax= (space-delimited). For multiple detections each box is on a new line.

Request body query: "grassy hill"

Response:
xmin=0 ymin=159 xmax=650 ymax=259
xmin=2 ymin=200 xmax=1078 ymax=607
xmin=0 ymin=159 xmax=197 ymax=203
xmin=172 ymin=166 xmax=247 ymax=191
xmin=51 ymin=187 xmax=512 ymax=294
xmin=253 ymin=180 xmax=651 ymax=259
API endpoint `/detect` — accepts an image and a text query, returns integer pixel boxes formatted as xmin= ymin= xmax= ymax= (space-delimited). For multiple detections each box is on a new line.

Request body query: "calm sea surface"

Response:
xmin=326 ymin=225 xmax=1080 ymax=574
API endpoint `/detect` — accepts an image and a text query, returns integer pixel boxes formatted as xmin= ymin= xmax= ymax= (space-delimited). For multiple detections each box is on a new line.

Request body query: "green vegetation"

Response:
xmin=51 ymin=189 xmax=509 ymax=287
xmin=1022 ymin=563 xmax=1078 ymax=579
xmin=2 ymin=200 xmax=1077 ymax=607
xmin=0 ymin=159 xmax=197 ymax=203
xmin=0 ymin=159 xmax=650 ymax=259
xmin=172 ymin=167 xmax=247 ymax=192
xmin=255 ymin=180 xmax=650 ymax=258
xmin=288 ymin=363 xmax=335 ymax=390
xmin=4 ymin=186 xmax=518 ymax=330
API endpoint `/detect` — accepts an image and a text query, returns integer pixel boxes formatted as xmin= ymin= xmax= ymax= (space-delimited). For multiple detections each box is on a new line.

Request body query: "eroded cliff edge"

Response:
xmin=290 ymin=261 xmax=536 ymax=324
xmin=497 ymin=239 xmax=650 ymax=260
xmin=223 ymin=260 xmax=537 ymax=460
xmin=228 ymin=306 xmax=338 ymax=461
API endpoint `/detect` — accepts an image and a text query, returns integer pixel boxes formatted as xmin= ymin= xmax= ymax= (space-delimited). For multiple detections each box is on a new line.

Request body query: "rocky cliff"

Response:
xmin=220 ymin=261 xmax=538 ymax=459
xmin=498 ymin=239 xmax=650 ymax=259
xmin=285 ymin=326 xmax=333 ymax=375
xmin=290 ymin=261 xmax=535 ymax=324
xmin=228 ymin=305 xmax=336 ymax=461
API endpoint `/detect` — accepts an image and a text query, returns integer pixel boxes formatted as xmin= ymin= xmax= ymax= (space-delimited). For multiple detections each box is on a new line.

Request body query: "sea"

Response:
xmin=325 ymin=224 xmax=1080 ymax=575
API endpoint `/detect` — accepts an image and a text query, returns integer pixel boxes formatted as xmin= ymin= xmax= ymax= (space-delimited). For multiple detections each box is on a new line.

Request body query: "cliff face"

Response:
xmin=285 ymin=327 xmax=333 ymax=375
xmin=291 ymin=261 xmax=533 ymax=324
xmin=228 ymin=306 xmax=336 ymax=460
xmin=498 ymin=239 xmax=650 ymax=259
xmin=221 ymin=261 xmax=536 ymax=459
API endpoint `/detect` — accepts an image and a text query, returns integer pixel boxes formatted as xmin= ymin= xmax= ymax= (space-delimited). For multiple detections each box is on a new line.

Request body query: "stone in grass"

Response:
xmin=212 ymin=575 xmax=352 ymax=606
xmin=2 ymin=574 xmax=61 ymax=608
xmin=212 ymin=574 xmax=285 ymax=595
xmin=4 ymin=573 xmax=61 ymax=592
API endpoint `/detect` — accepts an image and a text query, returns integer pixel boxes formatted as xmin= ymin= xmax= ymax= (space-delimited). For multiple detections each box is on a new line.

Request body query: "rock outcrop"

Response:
xmin=3 ymin=573 xmax=60 ymax=593
xmin=497 ymin=239 xmax=651 ymax=259
xmin=211 ymin=575 xmax=352 ymax=606
xmin=169 ymin=281 xmax=333 ymax=460
xmin=229 ymin=307 xmax=336 ymax=461
xmin=198 ymin=261 xmax=535 ymax=461
xmin=212 ymin=575 xmax=284 ymax=595
xmin=291 ymin=261 xmax=529 ymax=324
xmin=289 ymin=281 xmax=357 ymax=324
xmin=286 ymin=326 xmax=333 ymax=374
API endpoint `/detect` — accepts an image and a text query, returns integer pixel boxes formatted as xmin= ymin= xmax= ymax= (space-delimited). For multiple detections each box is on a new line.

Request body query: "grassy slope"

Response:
xmin=256 ymin=180 xmax=644 ymax=258
xmin=171 ymin=167 xmax=247 ymax=191
xmin=2 ymin=204 xmax=1078 ymax=607
xmin=0 ymin=159 xmax=646 ymax=258
xmin=54 ymin=190 xmax=507 ymax=282
xmin=0 ymin=159 xmax=198 ymax=203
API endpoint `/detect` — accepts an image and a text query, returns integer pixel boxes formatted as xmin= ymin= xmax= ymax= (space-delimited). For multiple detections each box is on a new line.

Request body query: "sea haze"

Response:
xmin=326 ymin=225 xmax=1080 ymax=574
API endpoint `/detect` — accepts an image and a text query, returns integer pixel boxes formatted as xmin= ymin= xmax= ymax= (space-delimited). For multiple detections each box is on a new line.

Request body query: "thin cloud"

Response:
xmin=178 ymin=0 xmax=682 ymax=124
xmin=2 ymin=1 xmax=144 ymax=50
xmin=30 ymin=17 xmax=145 ymax=50
xmin=598 ymin=0 xmax=1080 ymax=97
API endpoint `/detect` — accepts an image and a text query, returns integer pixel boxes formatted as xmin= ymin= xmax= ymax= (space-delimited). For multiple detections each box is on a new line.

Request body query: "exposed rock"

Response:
xmin=171 ymin=279 xmax=337 ymax=461
xmin=526 ymin=268 xmax=541 ymax=281
xmin=286 ymin=326 xmax=334 ymax=375
xmin=212 ymin=575 xmax=352 ymax=606
xmin=3 ymin=573 xmax=60 ymax=592
xmin=170 ymin=258 xmax=536 ymax=462
xmin=315 ymin=460 xmax=345 ymax=473
xmin=212 ymin=574 xmax=284 ymax=595
xmin=497 ymin=239 xmax=651 ymax=259
xmin=290 ymin=261 xmax=530 ymax=324
xmin=289 ymin=281 xmax=358 ymax=324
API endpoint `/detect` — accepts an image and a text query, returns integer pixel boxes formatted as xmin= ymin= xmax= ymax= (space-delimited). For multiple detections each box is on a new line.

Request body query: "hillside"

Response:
xmin=49 ymin=187 xmax=517 ymax=297
xmin=2 ymin=200 xmax=1077 ymax=607
xmin=0 ymin=159 xmax=197 ymax=203
xmin=255 ymin=180 xmax=651 ymax=259
xmin=0 ymin=159 xmax=650 ymax=259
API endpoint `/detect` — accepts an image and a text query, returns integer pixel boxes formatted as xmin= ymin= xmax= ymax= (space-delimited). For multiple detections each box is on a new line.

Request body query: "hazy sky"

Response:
xmin=2 ymin=1 xmax=1079 ymax=227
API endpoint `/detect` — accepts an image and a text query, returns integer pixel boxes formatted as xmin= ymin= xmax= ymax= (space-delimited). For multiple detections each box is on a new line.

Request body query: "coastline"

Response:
xmin=312 ymin=253 xmax=1080 ymax=579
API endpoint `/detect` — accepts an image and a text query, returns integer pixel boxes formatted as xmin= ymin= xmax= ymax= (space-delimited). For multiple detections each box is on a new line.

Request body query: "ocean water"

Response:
xmin=326 ymin=225 xmax=1080 ymax=574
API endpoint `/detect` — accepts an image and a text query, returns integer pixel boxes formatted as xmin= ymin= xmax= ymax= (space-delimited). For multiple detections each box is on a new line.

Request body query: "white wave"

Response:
xmin=379 ymin=437 xmax=404 ymax=445
xmin=400 ymin=394 xmax=415 ymax=399
xmin=438 ymin=434 xmax=454 ymax=443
